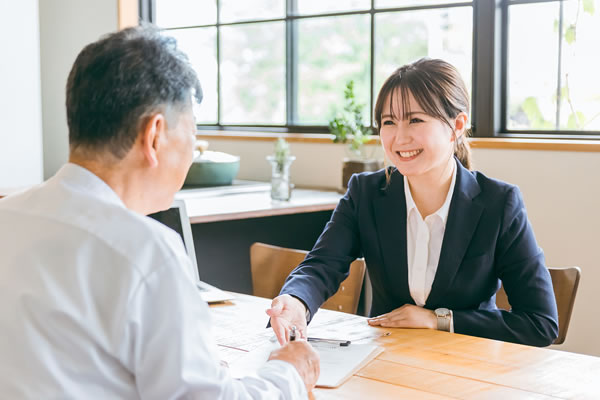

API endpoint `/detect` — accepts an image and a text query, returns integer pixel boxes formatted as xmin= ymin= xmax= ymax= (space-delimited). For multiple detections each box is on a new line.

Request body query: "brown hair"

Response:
xmin=374 ymin=58 xmax=472 ymax=170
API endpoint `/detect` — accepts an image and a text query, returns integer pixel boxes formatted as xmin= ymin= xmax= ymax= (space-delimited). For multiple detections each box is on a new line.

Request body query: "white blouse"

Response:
xmin=405 ymin=159 xmax=457 ymax=309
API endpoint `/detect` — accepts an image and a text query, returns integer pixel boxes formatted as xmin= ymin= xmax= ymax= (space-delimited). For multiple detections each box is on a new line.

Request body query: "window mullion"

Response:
xmin=286 ymin=0 xmax=298 ymax=125
xmin=138 ymin=0 xmax=156 ymax=23
xmin=472 ymin=0 xmax=504 ymax=137
xmin=369 ymin=0 xmax=375 ymax=130
xmin=216 ymin=0 xmax=222 ymax=125
xmin=555 ymin=0 xmax=564 ymax=130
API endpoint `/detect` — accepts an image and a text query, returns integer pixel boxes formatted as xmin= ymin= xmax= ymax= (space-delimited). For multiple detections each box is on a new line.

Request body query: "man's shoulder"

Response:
xmin=90 ymin=203 xmax=187 ymax=275
xmin=2 ymin=182 xmax=186 ymax=278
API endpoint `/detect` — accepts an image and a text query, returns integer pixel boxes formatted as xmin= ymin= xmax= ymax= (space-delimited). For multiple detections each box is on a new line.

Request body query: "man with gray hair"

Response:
xmin=0 ymin=25 xmax=319 ymax=399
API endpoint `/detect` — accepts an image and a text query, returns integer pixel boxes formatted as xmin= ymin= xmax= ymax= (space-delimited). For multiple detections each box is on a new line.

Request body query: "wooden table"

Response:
xmin=211 ymin=293 xmax=600 ymax=400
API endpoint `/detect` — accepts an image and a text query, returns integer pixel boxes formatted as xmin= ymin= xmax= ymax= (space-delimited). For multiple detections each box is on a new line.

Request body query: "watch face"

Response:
xmin=435 ymin=308 xmax=450 ymax=317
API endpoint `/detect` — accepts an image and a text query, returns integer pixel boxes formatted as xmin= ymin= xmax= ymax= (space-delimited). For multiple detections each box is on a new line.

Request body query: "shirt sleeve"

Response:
xmin=120 ymin=251 xmax=307 ymax=400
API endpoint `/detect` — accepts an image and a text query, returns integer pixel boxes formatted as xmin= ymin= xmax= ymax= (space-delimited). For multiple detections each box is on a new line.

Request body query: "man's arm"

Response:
xmin=121 ymin=253 xmax=312 ymax=399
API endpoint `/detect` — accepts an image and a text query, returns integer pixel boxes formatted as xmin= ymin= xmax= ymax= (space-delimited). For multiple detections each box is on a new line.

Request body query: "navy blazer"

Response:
xmin=280 ymin=160 xmax=559 ymax=347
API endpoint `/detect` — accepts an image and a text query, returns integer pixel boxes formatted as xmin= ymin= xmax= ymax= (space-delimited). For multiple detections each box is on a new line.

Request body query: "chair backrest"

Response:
xmin=496 ymin=266 xmax=581 ymax=345
xmin=250 ymin=242 xmax=366 ymax=314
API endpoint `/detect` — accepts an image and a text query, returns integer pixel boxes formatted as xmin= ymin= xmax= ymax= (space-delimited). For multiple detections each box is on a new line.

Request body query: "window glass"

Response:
xmin=296 ymin=14 xmax=371 ymax=125
xmin=375 ymin=7 xmax=473 ymax=105
xmin=295 ymin=0 xmax=370 ymax=15
xmin=220 ymin=22 xmax=286 ymax=125
xmin=167 ymin=28 xmax=218 ymax=124
xmin=508 ymin=0 xmax=599 ymax=131
xmin=155 ymin=0 xmax=216 ymax=28
xmin=507 ymin=2 xmax=559 ymax=130
xmin=220 ymin=0 xmax=285 ymax=23
xmin=376 ymin=0 xmax=471 ymax=9
xmin=558 ymin=0 xmax=600 ymax=131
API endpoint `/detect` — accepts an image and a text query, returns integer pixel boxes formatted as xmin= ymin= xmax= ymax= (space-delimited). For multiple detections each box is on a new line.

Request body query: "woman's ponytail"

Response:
xmin=454 ymin=128 xmax=472 ymax=170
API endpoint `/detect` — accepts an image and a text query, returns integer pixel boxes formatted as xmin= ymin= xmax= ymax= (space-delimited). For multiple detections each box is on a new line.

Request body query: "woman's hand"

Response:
xmin=367 ymin=304 xmax=437 ymax=329
xmin=266 ymin=294 xmax=308 ymax=345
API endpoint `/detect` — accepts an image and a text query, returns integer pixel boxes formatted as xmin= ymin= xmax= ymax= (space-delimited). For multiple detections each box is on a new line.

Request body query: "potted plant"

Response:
xmin=266 ymin=138 xmax=296 ymax=200
xmin=328 ymin=80 xmax=382 ymax=189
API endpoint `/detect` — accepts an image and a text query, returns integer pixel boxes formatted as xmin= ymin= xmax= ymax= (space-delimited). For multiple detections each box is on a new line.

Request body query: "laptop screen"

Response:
xmin=147 ymin=199 xmax=200 ymax=282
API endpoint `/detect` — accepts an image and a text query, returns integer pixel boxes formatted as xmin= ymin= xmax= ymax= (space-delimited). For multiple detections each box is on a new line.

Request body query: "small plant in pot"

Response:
xmin=266 ymin=138 xmax=296 ymax=201
xmin=328 ymin=80 xmax=382 ymax=189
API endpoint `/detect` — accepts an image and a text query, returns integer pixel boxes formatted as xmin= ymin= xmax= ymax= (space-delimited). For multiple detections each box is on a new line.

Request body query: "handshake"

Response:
xmin=266 ymin=294 xmax=320 ymax=393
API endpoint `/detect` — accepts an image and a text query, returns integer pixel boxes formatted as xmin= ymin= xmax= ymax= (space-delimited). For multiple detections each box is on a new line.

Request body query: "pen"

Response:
xmin=289 ymin=326 xmax=297 ymax=342
xmin=307 ymin=337 xmax=351 ymax=347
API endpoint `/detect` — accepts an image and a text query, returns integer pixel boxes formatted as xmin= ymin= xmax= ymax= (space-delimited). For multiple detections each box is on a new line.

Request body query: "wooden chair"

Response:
xmin=250 ymin=242 xmax=366 ymax=315
xmin=496 ymin=266 xmax=581 ymax=345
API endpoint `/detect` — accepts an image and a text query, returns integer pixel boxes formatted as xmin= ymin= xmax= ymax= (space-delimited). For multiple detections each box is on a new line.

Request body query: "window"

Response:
xmin=504 ymin=0 xmax=600 ymax=134
xmin=147 ymin=0 xmax=599 ymax=138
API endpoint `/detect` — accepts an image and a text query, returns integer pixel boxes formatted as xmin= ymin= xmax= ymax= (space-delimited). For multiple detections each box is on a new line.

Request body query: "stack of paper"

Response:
xmin=227 ymin=340 xmax=383 ymax=388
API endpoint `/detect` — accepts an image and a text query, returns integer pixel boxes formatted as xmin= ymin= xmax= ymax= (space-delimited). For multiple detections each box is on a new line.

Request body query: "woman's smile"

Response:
xmin=396 ymin=149 xmax=423 ymax=160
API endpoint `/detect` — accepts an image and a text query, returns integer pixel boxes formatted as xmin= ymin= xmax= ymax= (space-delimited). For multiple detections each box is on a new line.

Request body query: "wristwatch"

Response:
xmin=434 ymin=308 xmax=452 ymax=332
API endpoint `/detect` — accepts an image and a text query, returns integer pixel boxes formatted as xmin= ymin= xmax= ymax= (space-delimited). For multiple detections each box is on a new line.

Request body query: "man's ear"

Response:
xmin=452 ymin=112 xmax=469 ymax=142
xmin=140 ymin=113 xmax=166 ymax=168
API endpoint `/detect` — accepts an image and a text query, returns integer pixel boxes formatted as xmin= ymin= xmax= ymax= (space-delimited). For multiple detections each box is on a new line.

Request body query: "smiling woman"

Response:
xmin=375 ymin=58 xmax=472 ymax=176
xmin=268 ymin=57 xmax=559 ymax=349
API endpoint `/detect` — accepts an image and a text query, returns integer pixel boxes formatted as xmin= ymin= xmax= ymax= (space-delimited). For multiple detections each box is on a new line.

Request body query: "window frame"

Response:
xmin=498 ymin=0 xmax=600 ymax=138
xmin=143 ymin=0 xmax=600 ymax=139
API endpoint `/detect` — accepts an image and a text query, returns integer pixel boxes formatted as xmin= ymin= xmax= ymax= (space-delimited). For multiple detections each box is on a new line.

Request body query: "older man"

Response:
xmin=0 ymin=25 xmax=318 ymax=399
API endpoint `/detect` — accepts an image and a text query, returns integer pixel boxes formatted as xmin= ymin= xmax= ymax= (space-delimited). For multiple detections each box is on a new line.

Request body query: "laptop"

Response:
xmin=148 ymin=199 xmax=234 ymax=303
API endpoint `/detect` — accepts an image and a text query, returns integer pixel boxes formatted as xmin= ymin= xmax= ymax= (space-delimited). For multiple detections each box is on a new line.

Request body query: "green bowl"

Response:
xmin=184 ymin=151 xmax=240 ymax=186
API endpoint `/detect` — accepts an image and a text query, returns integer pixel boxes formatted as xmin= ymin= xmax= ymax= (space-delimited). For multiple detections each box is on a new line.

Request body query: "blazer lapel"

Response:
xmin=373 ymin=169 xmax=412 ymax=303
xmin=426 ymin=161 xmax=483 ymax=307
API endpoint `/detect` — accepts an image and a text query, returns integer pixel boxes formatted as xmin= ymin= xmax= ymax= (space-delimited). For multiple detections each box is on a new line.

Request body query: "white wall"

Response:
xmin=206 ymin=138 xmax=600 ymax=357
xmin=0 ymin=0 xmax=43 ymax=186
xmin=205 ymin=139 xmax=384 ymax=190
xmin=39 ymin=0 xmax=119 ymax=179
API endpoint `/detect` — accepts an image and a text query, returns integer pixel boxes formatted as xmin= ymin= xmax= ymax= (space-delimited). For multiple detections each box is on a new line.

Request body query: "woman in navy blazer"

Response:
xmin=267 ymin=58 xmax=558 ymax=347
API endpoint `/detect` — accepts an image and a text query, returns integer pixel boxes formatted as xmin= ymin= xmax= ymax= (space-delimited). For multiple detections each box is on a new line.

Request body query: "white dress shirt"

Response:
xmin=405 ymin=160 xmax=457 ymax=316
xmin=0 ymin=163 xmax=306 ymax=399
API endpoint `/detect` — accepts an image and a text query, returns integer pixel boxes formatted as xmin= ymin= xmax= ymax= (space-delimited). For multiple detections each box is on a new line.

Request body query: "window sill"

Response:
xmin=196 ymin=131 xmax=600 ymax=152
xmin=468 ymin=138 xmax=600 ymax=152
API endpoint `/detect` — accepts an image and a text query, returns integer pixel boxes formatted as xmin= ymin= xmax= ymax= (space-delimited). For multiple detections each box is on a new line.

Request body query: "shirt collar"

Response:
xmin=404 ymin=158 xmax=457 ymax=224
xmin=52 ymin=163 xmax=126 ymax=209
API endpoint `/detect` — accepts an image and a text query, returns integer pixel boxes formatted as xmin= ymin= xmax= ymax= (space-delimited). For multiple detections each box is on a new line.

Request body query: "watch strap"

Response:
xmin=436 ymin=309 xmax=452 ymax=332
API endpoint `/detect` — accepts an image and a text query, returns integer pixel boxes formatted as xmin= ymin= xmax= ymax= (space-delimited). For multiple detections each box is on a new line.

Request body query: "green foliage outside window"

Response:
xmin=517 ymin=0 xmax=598 ymax=131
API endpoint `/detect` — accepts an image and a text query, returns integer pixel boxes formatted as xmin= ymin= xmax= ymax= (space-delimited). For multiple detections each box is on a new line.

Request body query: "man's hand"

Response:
xmin=268 ymin=341 xmax=320 ymax=393
xmin=367 ymin=304 xmax=437 ymax=329
xmin=266 ymin=294 xmax=308 ymax=345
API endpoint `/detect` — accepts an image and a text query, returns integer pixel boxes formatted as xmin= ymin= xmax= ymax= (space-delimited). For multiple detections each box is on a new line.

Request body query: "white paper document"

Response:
xmin=226 ymin=339 xmax=383 ymax=388
xmin=309 ymin=342 xmax=383 ymax=388
xmin=210 ymin=297 xmax=388 ymax=387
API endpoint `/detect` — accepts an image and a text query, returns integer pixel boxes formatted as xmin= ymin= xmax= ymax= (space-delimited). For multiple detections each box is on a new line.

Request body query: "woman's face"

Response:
xmin=379 ymin=90 xmax=457 ymax=181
